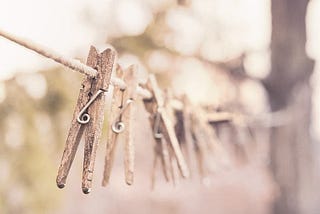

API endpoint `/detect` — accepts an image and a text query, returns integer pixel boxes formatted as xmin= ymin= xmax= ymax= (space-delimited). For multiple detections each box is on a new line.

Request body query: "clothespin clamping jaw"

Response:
xmin=56 ymin=46 xmax=115 ymax=194
xmin=142 ymin=75 xmax=190 ymax=182
xmin=102 ymin=65 xmax=139 ymax=186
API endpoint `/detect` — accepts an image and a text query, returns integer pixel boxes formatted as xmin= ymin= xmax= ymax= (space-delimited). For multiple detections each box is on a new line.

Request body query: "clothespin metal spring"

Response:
xmin=112 ymin=98 xmax=134 ymax=133
xmin=77 ymin=89 xmax=105 ymax=124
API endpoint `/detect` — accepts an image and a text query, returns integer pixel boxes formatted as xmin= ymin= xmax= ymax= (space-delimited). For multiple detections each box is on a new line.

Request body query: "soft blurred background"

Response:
xmin=0 ymin=0 xmax=319 ymax=213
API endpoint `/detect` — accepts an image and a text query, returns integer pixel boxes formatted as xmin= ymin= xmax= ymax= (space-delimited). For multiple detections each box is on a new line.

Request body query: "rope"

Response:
xmin=0 ymin=29 xmax=152 ymax=98
xmin=0 ymin=29 xmax=97 ymax=77
xmin=0 ymin=29 xmax=287 ymax=128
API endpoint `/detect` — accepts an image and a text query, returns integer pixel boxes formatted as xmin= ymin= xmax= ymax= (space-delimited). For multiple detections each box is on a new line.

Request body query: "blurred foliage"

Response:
xmin=0 ymin=68 xmax=82 ymax=213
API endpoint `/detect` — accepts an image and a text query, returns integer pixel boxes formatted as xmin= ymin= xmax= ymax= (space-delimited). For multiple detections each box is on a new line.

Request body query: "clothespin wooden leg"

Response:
xmin=102 ymin=124 xmax=120 ymax=186
xmin=151 ymin=143 xmax=160 ymax=190
xmin=151 ymin=137 xmax=171 ymax=189
xmin=167 ymin=145 xmax=179 ymax=186
xmin=144 ymin=75 xmax=190 ymax=178
xmin=82 ymin=48 xmax=115 ymax=194
xmin=161 ymin=110 xmax=189 ymax=178
xmin=122 ymin=65 xmax=139 ymax=185
xmin=159 ymin=137 xmax=171 ymax=182
xmin=102 ymin=66 xmax=123 ymax=186
xmin=56 ymin=46 xmax=99 ymax=189
xmin=174 ymin=108 xmax=192 ymax=178
xmin=193 ymin=140 xmax=205 ymax=178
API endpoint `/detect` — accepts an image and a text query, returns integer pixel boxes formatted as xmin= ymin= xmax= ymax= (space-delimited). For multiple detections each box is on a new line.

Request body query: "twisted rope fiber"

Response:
xmin=0 ymin=29 xmax=151 ymax=97
xmin=0 ymin=29 xmax=289 ymax=128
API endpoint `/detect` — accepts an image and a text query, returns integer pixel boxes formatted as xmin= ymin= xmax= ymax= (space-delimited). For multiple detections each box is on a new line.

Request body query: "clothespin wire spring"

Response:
xmin=77 ymin=89 xmax=105 ymax=124
xmin=112 ymin=99 xmax=134 ymax=133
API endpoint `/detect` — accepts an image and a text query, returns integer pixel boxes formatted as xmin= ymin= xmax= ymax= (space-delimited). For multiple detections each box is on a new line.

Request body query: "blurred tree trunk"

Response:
xmin=265 ymin=0 xmax=316 ymax=214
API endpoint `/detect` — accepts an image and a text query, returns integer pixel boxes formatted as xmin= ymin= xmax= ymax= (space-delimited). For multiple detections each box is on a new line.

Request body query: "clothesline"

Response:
xmin=0 ymin=29 xmax=152 ymax=98
xmin=0 ymin=28 xmax=289 ymax=128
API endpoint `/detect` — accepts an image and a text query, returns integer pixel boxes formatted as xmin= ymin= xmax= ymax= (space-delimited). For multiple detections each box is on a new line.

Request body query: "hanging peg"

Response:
xmin=147 ymin=106 xmax=171 ymax=189
xmin=102 ymin=65 xmax=139 ymax=186
xmin=122 ymin=65 xmax=139 ymax=185
xmin=143 ymin=75 xmax=189 ymax=179
xmin=151 ymin=102 xmax=171 ymax=187
xmin=150 ymin=136 xmax=171 ymax=190
xmin=190 ymin=103 xmax=230 ymax=178
xmin=56 ymin=46 xmax=115 ymax=194
xmin=192 ymin=107 xmax=213 ymax=179
xmin=167 ymin=144 xmax=179 ymax=186
xmin=144 ymin=86 xmax=179 ymax=188
xmin=102 ymin=65 xmax=124 ymax=186
xmin=182 ymin=96 xmax=210 ymax=179
xmin=173 ymin=95 xmax=193 ymax=177
xmin=163 ymin=90 xmax=183 ymax=184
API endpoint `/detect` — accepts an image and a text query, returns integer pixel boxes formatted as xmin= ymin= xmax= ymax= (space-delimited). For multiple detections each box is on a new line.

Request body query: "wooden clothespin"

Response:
xmin=146 ymin=90 xmax=172 ymax=189
xmin=56 ymin=46 xmax=115 ymax=194
xmin=163 ymin=89 xmax=185 ymax=186
xmin=143 ymin=75 xmax=189 ymax=181
xmin=150 ymin=135 xmax=171 ymax=189
xmin=179 ymin=96 xmax=202 ymax=178
xmin=189 ymin=103 xmax=230 ymax=178
xmin=102 ymin=64 xmax=139 ymax=186
xmin=174 ymin=94 xmax=193 ymax=177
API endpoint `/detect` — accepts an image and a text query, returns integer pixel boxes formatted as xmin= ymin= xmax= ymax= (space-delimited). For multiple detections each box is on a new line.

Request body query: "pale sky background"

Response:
xmin=0 ymin=0 xmax=319 ymax=78
xmin=0 ymin=0 xmax=272 ymax=80
xmin=0 ymin=0 xmax=320 ymax=136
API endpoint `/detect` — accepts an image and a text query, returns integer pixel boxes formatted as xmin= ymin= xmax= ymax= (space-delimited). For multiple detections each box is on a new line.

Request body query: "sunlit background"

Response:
xmin=0 ymin=0 xmax=319 ymax=213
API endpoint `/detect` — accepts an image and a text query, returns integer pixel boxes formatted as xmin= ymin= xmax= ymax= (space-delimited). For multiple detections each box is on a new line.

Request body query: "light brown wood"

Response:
xmin=160 ymin=137 xmax=171 ymax=181
xmin=102 ymin=66 xmax=124 ymax=186
xmin=102 ymin=65 xmax=139 ymax=186
xmin=150 ymin=145 xmax=159 ymax=190
xmin=56 ymin=46 xmax=115 ymax=193
xmin=56 ymin=46 xmax=99 ymax=189
xmin=191 ymin=106 xmax=215 ymax=179
xmin=143 ymin=90 xmax=171 ymax=187
xmin=143 ymin=75 xmax=189 ymax=178
xmin=82 ymin=48 xmax=115 ymax=194
xmin=122 ymin=65 xmax=139 ymax=185
xmin=168 ymin=145 xmax=178 ymax=186
xmin=180 ymin=95 xmax=195 ymax=177
xmin=150 ymin=136 xmax=173 ymax=189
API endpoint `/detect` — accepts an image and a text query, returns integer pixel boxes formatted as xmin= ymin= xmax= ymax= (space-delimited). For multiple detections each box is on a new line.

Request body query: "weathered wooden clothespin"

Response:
xmin=190 ymin=103 xmax=230 ymax=178
xmin=143 ymin=75 xmax=189 ymax=182
xmin=146 ymin=89 xmax=172 ymax=188
xmin=56 ymin=46 xmax=115 ymax=194
xmin=163 ymin=90 xmax=185 ymax=185
xmin=150 ymin=136 xmax=171 ymax=189
xmin=173 ymin=94 xmax=193 ymax=177
xmin=102 ymin=64 xmax=139 ymax=186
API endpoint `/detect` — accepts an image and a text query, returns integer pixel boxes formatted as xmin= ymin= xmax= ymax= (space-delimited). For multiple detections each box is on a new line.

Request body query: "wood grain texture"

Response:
xmin=56 ymin=46 xmax=98 ymax=189
xmin=122 ymin=65 xmax=138 ymax=185
xmin=143 ymin=75 xmax=189 ymax=179
xmin=102 ymin=65 xmax=126 ymax=186
xmin=144 ymin=98 xmax=171 ymax=187
xmin=102 ymin=65 xmax=138 ymax=186
xmin=160 ymin=137 xmax=171 ymax=181
xmin=150 ymin=136 xmax=171 ymax=189
xmin=82 ymin=48 xmax=115 ymax=194
xmin=178 ymin=95 xmax=194 ymax=176
xmin=102 ymin=85 xmax=122 ymax=186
